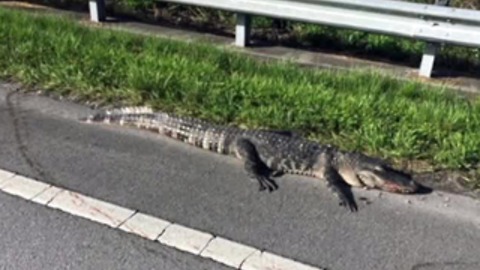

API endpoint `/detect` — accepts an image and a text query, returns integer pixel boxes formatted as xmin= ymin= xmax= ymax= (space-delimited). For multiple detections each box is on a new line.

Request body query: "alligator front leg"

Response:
xmin=324 ymin=168 xmax=358 ymax=212
xmin=234 ymin=138 xmax=278 ymax=192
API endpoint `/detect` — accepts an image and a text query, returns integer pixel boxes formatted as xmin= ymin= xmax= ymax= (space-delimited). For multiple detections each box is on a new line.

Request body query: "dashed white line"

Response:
xmin=0 ymin=168 xmax=324 ymax=270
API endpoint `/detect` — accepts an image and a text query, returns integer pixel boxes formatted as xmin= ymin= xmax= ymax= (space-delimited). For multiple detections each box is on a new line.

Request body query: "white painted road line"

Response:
xmin=31 ymin=185 xmax=64 ymax=205
xmin=0 ymin=170 xmax=15 ymax=190
xmin=0 ymin=168 xmax=323 ymax=270
xmin=0 ymin=174 xmax=50 ymax=200
xmin=119 ymin=212 xmax=171 ymax=240
xmin=0 ymin=169 xmax=15 ymax=184
xmin=48 ymin=190 xmax=136 ymax=228
xmin=242 ymin=251 xmax=320 ymax=270
xmin=200 ymin=237 xmax=260 ymax=269
xmin=158 ymin=224 xmax=214 ymax=255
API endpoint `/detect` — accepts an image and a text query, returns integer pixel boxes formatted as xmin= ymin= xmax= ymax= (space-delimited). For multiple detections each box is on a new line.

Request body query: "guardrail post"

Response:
xmin=235 ymin=13 xmax=251 ymax=47
xmin=418 ymin=0 xmax=450 ymax=78
xmin=89 ymin=0 xmax=106 ymax=22
xmin=419 ymin=43 xmax=438 ymax=78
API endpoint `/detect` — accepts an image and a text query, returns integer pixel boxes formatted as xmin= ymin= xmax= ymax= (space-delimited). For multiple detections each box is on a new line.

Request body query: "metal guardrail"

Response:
xmin=301 ymin=0 xmax=480 ymax=24
xmin=88 ymin=0 xmax=480 ymax=77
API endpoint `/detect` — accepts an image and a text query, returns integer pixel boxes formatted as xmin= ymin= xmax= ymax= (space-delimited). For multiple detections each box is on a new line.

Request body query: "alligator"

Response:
xmin=82 ymin=107 xmax=419 ymax=212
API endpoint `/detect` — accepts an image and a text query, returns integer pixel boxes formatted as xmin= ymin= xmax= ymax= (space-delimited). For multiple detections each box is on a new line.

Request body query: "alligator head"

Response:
xmin=337 ymin=152 xmax=419 ymax=194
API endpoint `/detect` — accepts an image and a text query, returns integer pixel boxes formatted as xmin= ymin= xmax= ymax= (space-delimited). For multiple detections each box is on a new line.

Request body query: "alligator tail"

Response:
xmin=80 ymin=106 xmax=154 ymax=123
xmin=82 ymin=106 xmax=238 ymax=155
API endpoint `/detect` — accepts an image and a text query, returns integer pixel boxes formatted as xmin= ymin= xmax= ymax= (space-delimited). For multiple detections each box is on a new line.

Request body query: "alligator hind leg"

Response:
xmin=234 ymin=138 xmax=278 ymax=192
xmin=324 ymin=168 xmax=358 ymax=212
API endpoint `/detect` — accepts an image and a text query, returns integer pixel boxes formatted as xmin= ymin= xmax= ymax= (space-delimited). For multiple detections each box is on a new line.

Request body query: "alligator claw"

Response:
xmin=336 ymin=188 xmax=358 ymax=212
xmin=256 ymin=176 xmax=278 ymax=192
xmin=339 ymin=198 xmax=358 ymax=212
xmin=267 ymin=180 xmax=279 ymax=192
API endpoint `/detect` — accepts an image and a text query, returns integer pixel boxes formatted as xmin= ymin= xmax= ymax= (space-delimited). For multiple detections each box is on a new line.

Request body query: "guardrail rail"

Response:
xmin=88 ymin=0 xmax=480 ymax=77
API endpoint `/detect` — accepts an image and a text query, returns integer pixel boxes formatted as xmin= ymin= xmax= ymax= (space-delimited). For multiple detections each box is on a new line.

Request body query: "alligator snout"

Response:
xmin=381 ymin=179 xmax=419 ymax=194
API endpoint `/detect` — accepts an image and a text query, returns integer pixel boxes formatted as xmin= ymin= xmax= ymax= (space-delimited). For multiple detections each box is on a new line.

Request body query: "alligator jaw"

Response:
xmin=379 ymin=178 xmax=419 ymax=194
xmin=338 ymin=152 xmax=420 ymax=195
xmin=360 ymin=167 xmax=419 ymax=194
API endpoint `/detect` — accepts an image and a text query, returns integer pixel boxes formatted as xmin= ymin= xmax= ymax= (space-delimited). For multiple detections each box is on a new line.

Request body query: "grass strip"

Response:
xmin=0 ymin=7 xmax=479 ymax=171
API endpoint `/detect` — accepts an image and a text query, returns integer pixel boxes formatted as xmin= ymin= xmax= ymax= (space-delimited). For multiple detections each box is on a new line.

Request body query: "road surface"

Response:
xmin=0 ymin=82 xmax=479 ymax=270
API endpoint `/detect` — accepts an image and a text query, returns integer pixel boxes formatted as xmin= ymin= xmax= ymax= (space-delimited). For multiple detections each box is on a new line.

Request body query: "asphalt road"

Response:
xmin=1 ymin=82 xmax=479 ymax=270
xmin=0 ymin=191 xmax=233 ymax=270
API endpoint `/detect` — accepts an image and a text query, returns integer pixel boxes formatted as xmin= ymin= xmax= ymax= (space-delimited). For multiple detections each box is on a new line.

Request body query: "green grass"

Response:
xmin=0 ymin=7 xmax=479 ymax=171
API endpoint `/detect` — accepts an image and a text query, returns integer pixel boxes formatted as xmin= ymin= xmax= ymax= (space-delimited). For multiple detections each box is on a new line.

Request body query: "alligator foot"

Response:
xmin=324 ymin=168 xmax=358 ymax=212
xmin=235 ymin=138 xmax=279 ymax=192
